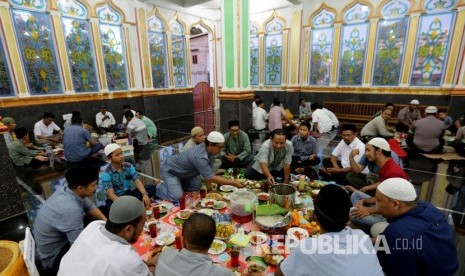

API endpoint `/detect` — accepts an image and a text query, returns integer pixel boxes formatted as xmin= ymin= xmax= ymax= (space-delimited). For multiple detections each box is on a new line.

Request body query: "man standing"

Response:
xmin=290 ymin=122 xmax=320 ymax=175
xmin=375 ymin=178 xmax=458 ymax=275
xmin=157 ymin=132 xmax=243 ymax=201
xmin=182 ymin=126 xmax=206 ymax=151
xmin=155 ymin=213 xmax=234 ymax=276
xmin=361 ymin=107 xmax=394 ymax=142
xmin=320 ymin=124 xmax=366 ymax=185
xmin=219 ymin=120 xmax=253 ymax=168
xmin=63 ymin=116 xmax=103 ymax=164
xmin=119 ymin=110 xmax=148 ymax=154
xmin=245 ymin=129 xmax=294 ymax=185
xmin=298 ymin=98 xmax=312 ymax=118
xmin=2 ymin=116 xmax=16 ymax=147
xmin=34 ymin=112 xmax=63 ymax=145
xmin=96 ymin=106 xmax=116 ymax=133
xmin=396 ymin=99 xmax=422 ymax=132
xmin=253 ymin=100 xmax=268 ymax=131
xmin=34 ymin=164 xmax=107 ymax=275
xmin=136 ymin=110 xmax=158 ymax=140
xmin=252 ymin=95 xmax=261 ymax=110
xmin=407 ymin=106 xmax=445 ymax=154
xmin=58 ymin=196 xmax=156 ymax=276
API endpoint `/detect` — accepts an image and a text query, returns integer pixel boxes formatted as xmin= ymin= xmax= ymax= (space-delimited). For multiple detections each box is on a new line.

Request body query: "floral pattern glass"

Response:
xmin=250 ymin=23 xmax=259 ymax=85
xmin=170 ymin=21 xmax=186 ymax=87
xmin=0 ymin=37 xmax=13 ymax=96
xmin=147 ymin=16 xmax=168 ymax=88
xmin=338 ymin=23 xmax=369 ymax=85
xmin=264 ymin=18 xmax=283 ymax=85
xmin=309 ymin=28 xmax=333 ymax=85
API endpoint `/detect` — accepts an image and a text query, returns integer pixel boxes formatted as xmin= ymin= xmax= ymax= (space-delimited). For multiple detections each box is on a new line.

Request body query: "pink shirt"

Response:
xmin=269 ymin=106 xmax=286 ymax=131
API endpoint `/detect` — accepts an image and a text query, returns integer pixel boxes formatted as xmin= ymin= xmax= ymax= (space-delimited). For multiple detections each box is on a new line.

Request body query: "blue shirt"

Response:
xmin=163 ymin=143 xmax=215 ymax=180
xmin=377 ymin=201 xmax=458 ymax=276
xmin=290 ymin=134 xmax=318 ymax=161
xmin=358 ymin=151 xmax=403 ymax=174
xmin=63 ymin=125 xmax=92 ymax=162
xmin=101 ymin=162 xmax=139 ymax=196
xmin=34 ymin=185 xmax=96 ymax=268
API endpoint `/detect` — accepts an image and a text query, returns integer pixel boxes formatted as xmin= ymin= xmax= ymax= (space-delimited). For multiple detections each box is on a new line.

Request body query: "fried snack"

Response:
xmin=216 ymin=223 xmax=234 ymax=239
xmin=260 ymin=246 xmax=284 ymax=266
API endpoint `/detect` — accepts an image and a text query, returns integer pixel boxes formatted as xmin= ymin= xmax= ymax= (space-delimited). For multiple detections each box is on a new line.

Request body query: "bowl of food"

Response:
xmin=177 ymin=209 xmax=193 ymax=220
xmin=215 ymin=222 xmax=235 ymax=240
xmin=213 ymin=201 xmax=227 ymax=210
xmin=206 ymin=193 xmax=223 ymax=200
xmin=245 ymin=256 xmax=268 ymax=276
xmin=201 ymin=199 xmax=217 ymax=208
xmin=253 ymin=211 xmax=292 ymax=233
xmin=249 ymin=231 xmax=267 ymax=245
xmin=208 ymin=239 xmax=227 ymax=255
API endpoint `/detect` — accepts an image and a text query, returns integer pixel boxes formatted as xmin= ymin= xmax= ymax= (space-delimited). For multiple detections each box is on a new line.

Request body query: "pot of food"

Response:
xmin=269 ymin=184 xmax=296 ymax=210
xmin=229 ymin=190 xmax=257 ymax=223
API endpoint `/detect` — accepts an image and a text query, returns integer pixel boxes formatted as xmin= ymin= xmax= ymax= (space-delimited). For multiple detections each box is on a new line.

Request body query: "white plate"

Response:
xmin=213 ymin=201 xmax=227 ymax=210
xmin=201 ymin=199 xmax=217 ymax=208
xmin=143 ymin=221 xmax=162 ymax=233
xmin=287 ymin=227 xmax=309 ymax=241
xmin=249 ymin=231 xmax=268 ymax=245
xmin=208 ymin=239 xmax=227 ymax=255
xmin=197 ymin=209 xmax=219 ymax=216
xmin=177 ymin=209 xmax=194 ymax=220
xmin=222 ymin=193 xmax=233 ymax=201
xmin=219 ymin=185 xmax=236 ymax=192
xmin=155 ymin=232 xmax=175 ymax=246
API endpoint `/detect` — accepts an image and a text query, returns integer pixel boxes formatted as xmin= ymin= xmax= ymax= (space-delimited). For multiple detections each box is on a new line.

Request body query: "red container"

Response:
xmin=200 ymin=188 xmax=206 ymax=199
xmin=149 ymin=223 xmax=157 ymax=238
xmin=263 ymin=181 xmax=270 ymax=193
xmin=230 ymin=249 xmax=240 ymax=267
xmin=231 ymin=213 xmax=253 ymax=223
xmin=175 ymin=235 xmax=183 ymax=249
xmin=179 ymin=194 xmax=186 ymax=210
xmin=153 ymin=207 xmax=160 ymax=219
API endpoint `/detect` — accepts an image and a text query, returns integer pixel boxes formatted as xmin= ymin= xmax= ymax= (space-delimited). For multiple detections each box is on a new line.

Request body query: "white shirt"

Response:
xmin=332 ymin=137 xmax=368 ymax=173
xmin=96 ymin=111 xmax=116 ymax=128
xmin=253 ymin=107 xmax=268 ymax=130
xmin=323 ymin=108 xmax=339 ymax=128
xmin=122 ymin=110 xmax=136 ymax=125
xmin=311 ymin=109 xmax=333 ymax=133
xmin=58 ymin=221 xmax=152 ymax=276
xmin=126 ymin=117 xmax=148 ymax=145
xmin=252 ymin=101 xmax=257 ymax=110
xmin=34 ymin=120 xmax=60 ymax=139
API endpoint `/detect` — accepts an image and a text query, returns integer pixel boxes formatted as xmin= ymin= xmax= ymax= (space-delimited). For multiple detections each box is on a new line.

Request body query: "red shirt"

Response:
xmin=379 ymin=158 xmax=408 ymax=181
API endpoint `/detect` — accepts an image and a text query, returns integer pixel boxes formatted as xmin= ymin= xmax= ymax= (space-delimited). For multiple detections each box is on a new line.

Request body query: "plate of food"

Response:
xmin=206 ymin=193 xmax=223 ymax=200
xmin=197 ymin=209 xmax=219 ymax=216
xmin=208 ymin=239 xmax=227 ymax=255
xmin=287 ymin=227 xmax=309 ymax=241
xmin=219 ymin=185 xmax=237 ymax=192
xmin=177 ymin=209 xmax=193 ymax=220
xmin=155 ymin=232 xmax=175 ymax=246
xmin=261 ymin=246 xmax=284 ymax=266
xmin=243 ymin=180 xmax=262 ymax=190
xmin=151 ymin=203 xmax=168 ymax=214
xmin=143 ymin=221 xmax=162 ymax=233
xmin=249 ymin=231 xmax=268 ymax=245
xmin=245 ymin=256 xmax=268 ymax=276
xmin=201 ymin=199 xmax=217 ymax=208
xmin=215 ymin=222 xmax=235 ymax=240
xmin=222 ymin=193 xmax=233 ymax=201
xmin=213 ymin=201 xmax=227 ymax=210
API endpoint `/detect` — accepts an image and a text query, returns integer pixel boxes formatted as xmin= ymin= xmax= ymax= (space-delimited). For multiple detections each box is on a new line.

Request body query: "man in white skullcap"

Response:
xmin=396 ymin=99 xmax=422 ymax=132
xmin=375 ymin=178 xmax=458 ymax=276
xmin=157 ymin=131 xmax=244 ymax=201
xmin=406 ymin=105 xmax=445 ymax=154
xmin=58 ymin=196 xmax=157 ymax=276
xmin=182 ymin=126 xmax=206 ymax=151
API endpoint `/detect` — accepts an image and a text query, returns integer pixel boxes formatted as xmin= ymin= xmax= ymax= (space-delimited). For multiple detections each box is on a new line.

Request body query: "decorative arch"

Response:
xmin=169 ymin=13 xmax=187 ymax=87
xmin=309 ymin=3 xmax=338 ymax=28
xmin=59 ymin=0 xmax=99 ymax=92
xmin=188 ymin=19 xmax=215 ymax=37
xmin=376 ymin=0 xmax=414 ymax=18
xmin=338 ymin=0 xmax=371 ymax=85
xmin=147 ymin=8 xmax=169 ymax=88
xmin=263 ymin=10 xmax=287 ymax=30
xmin=372 ymin=0 xmax=411 ymax=86
xmin=9 ymin=0 xmax=63 ymax=94
xmin=263 ymin=11 xmax=285 ymax=85
xmin=147 ymin=7 xmax=168 ymax=32
xmin=93 ymin=0 xmax=127 ymax=24
xmin=308 ymin=3 xmax=337 ymax=85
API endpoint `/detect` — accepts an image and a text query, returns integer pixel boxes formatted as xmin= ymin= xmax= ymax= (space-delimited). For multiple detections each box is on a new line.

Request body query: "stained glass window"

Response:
xmin=410 ymin=0 xmax=456 ymax=86
xmin=309 ymin=8 xmax=335 ymax=85
xmin=264 ymin=18 xmax=283 ymax=86
xmin=338 ymin=3 xmax=370 ymax=86
xmin=0 ymin=36 xmax=14 ymax=96
xmin=11 ymin=9 xmax=62 ymax=94
xmin=147 ymin=15 xmax=168 ymax=88
xmin=97 ymin=4 xmax=128 ymax=91
xmin=59 ymin=0 xmax=98 ymax=92
xmin=170 ymin=20 xmax=186 ymax=87
xmin=250 ymin=22 xmax=259 ymax=86
xmin=373 ymin=0 xmax=410 ymax=86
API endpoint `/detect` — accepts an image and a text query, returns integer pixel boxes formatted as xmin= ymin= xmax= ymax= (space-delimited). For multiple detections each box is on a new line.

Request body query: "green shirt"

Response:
xmin=221 ymin=130 xmax=251 ymax=161
xmin=8 ymin=139 xmax=37 ymax=166
xmin=141 ymin=116 xmax=157 ymax=139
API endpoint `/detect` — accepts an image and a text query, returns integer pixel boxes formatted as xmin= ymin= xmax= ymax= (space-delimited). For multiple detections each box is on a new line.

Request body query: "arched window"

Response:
xmin=147 ymin=14 xmax=168 ymax=88
xmin=373 ymin=0 xmax=410 ymax=86
xmin=339 ymin=2 xmax=370 ymax=85
xmin=264 ymin=17 xmax=284 ymax=85
xmin=249 ymin=22 xmax=259 ymax=86
xmin=170 ymin=20 xmax=187 ymax=88
xmin=58 ymin=0 xmax=98 ymax=92
xmin=410 ymin=0 xmax=457 ymax=86
xmin=10 ymin=0 xmax=62 ymax=94
xmin=309 ymin=7 xmax=336 ymax=85
xmin=97 ymin=3 xmax=128 ymax=91
xmin=0 ymin=34 xmax=14 ymax=96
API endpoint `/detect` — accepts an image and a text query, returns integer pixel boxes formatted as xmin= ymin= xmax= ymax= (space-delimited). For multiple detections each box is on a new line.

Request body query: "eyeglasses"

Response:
xmin=214 ymin=144 xmax=225 ymax=149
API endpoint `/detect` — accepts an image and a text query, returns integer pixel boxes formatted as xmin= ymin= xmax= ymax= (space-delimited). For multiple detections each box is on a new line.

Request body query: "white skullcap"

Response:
xmin=378 ymin=178 xmax=417 ymax=201
xmin=104 ymin=143 xmax=121 ymax=157
xmin=410 ymin=99 xmax=420 ymax=105
xmin=191 ymin=126 xmax=204 ymax=136
xmin=368 ymin=137 xmax=390 ymax=152
xmin=425 ymin=106 xmax=438 ymax=114
xmin=207 ymin=131 xmax=225 ymax=143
